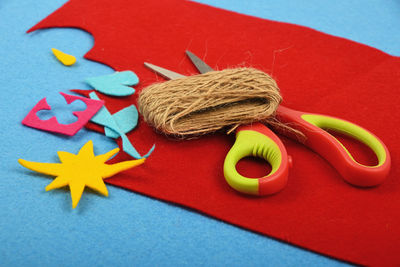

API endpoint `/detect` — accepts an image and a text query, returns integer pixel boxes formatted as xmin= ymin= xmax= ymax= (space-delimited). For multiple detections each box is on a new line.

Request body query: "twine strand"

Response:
xmin=138 ymin=67 xmax=288 ymax=138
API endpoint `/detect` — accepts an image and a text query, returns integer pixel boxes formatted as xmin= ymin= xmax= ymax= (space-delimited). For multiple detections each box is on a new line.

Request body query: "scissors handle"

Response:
xmin=276 ymin=105 xmax=391 ymax=187
xmin=223 ymin=123 xmax=291 ymax=196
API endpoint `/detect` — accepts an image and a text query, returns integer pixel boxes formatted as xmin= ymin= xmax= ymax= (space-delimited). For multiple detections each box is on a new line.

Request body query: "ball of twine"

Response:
xmin=138 ymin=67 xmax=285 ymax=138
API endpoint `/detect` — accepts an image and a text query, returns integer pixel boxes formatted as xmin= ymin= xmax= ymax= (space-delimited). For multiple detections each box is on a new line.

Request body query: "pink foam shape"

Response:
xmin=22 ymin=92 xmax=104 ymax=136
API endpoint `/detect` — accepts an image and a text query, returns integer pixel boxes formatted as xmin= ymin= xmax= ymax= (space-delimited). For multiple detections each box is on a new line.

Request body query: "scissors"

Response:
xmin=144 ymin=50 xmax=391 ymax=196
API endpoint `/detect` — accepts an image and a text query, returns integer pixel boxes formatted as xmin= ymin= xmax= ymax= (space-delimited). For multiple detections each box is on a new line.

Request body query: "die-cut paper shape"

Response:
xmin=85 ymin=71 xmax=139 ymax=96
xmin=22 ymin=92 xmax=104 ymax=136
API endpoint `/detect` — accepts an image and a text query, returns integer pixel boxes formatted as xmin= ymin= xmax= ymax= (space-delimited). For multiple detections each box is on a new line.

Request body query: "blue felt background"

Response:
xmin=1 ymin=0 xmax=398 ymax=266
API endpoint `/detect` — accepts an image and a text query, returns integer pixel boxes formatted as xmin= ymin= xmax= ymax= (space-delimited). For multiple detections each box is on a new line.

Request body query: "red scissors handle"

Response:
xmin=276 ymin=105 xmax=391 ymax=187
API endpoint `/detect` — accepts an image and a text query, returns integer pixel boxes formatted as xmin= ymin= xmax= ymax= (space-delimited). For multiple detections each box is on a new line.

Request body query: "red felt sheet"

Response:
xmin=29 ymin=1 xmax=400 ymax=265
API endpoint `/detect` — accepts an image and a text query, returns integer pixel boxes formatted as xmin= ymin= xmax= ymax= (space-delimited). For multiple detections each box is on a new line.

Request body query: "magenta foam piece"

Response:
xmin=22 ymin=92 xmax=104 ymax=136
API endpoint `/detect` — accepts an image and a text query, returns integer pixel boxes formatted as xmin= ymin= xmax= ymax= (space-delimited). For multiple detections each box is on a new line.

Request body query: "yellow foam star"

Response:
xmin=18 ymin=140 xmax=145 ymax=208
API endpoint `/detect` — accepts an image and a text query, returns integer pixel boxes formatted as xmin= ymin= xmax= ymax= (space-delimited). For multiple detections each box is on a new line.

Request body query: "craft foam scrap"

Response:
xmin=89 ymin=91 xmax=155 ymax=159
xmin=22 ymin=92 xmax=104 ymax=136
xmin=18 ymin=140 xmax=145 ymax=208
xmin=86 ymin=71 xmax=139 ymax=96
xmin=51 ymin=48 xmax=76 ymax=66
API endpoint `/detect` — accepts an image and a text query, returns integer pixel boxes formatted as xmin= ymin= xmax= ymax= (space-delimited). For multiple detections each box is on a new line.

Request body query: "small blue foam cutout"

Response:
xmin=89 ymin=91 xmax=154 ymax=159
xmin=86 ymin=71 xmax=139 ymax=96
xmin=104 ymin=105 xmax=138 ymax=139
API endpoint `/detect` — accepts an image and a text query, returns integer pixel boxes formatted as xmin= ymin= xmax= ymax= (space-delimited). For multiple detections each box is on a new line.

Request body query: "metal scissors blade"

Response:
xmin=144 ymin=62 xmax=185 ymax=80
xmin=185 ymin=50 xmax=214 ymax=74
xmin=145 ymin=51 xmax=212 ymax=79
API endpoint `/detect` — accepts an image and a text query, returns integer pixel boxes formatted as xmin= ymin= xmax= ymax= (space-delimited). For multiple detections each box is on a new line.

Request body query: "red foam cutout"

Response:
xmin=30 ymin=1 xmax=400 ymax=265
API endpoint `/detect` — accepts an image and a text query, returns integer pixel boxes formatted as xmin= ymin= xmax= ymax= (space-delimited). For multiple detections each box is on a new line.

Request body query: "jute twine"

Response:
xmin=138 ymin=67 xmax=291 ymax=138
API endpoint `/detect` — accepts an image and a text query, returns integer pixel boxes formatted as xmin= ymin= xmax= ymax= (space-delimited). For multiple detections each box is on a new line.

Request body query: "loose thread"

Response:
xmin=138 ymin=67 xmax=299 ymax=138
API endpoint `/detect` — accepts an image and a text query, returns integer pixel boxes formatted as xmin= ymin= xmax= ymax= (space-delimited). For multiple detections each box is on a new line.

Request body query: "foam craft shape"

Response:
xmin=22 ymin=92 xmax=104 ymax=136
xmin=19 ymin=140 xmax=145 ymax=208
xmin=51 ymin=48 xmax=76 ymax=66
xmin=104 ymin=105 xmax=138 ymax=138
xmin=89 ymin=92 xmax=154 ymax=159
xmin=86 ymin=71 xmax=139 ymax=96
xmin=29 ymin=1 xmax=400 ymax=265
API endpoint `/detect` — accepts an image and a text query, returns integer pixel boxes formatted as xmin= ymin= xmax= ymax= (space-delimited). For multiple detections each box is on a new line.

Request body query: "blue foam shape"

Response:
xmin=2 ymin=0 xmax=398 ymax=266
xmin=89 ymin=92 xmax=153 ymax=159
xmin=104 ymin=105 xmax=138 ymax=138
xmin=86 ymin=71 xmax=139 ymax=96
xmin=89 ymin=92 xmax=121 ymax=135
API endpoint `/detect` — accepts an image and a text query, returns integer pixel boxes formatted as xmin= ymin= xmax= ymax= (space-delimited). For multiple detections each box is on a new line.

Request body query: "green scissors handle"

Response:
xmin=223 ymin=106 xmax=391 ymax=195
xmin=224 ymin=123 xmax=291 ymax=195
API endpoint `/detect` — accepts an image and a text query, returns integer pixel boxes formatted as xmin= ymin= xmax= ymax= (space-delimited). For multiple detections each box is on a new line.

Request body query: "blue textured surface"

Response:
xmin=1 ymin=0 xmax=397 ymax=266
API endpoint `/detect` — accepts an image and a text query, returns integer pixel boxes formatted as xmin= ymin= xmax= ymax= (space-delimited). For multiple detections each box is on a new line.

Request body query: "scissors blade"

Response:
xmin=185 ymin=50 xmax=214 ymax=74
xmin=144 ymin=62 xmax=186 ymax=80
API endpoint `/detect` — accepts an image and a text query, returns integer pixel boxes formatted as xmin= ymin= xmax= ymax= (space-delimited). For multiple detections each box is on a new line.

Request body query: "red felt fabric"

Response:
xmin=29 ymin=1 xmax=400 ymax=265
